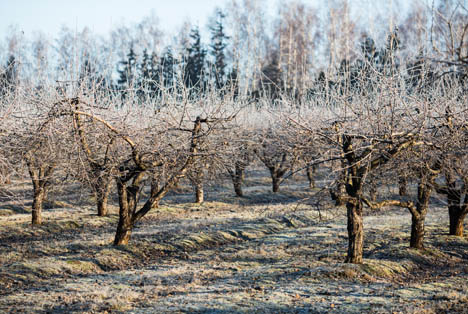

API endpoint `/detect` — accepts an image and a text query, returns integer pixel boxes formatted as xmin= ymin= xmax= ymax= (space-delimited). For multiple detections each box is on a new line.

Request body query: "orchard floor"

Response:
xmin=0 ymin=171 xmax=467 ymax=313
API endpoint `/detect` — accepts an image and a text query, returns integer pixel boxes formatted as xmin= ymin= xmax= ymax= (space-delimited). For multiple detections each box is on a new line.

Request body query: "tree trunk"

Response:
xmin=449 ymin=205 xmax=466 ymax=237
xmin=231 ymin=163 xmax=245 ymax=197
xmin=32 ymin=187 xmax=46 ymax=225
xmin=95 ymin=178 xmax=111 ymax=216
xmin=271 ymin=172 xmax=280 ymax=193
xmin=345 ymin=198 xmax=364 ymax=264
xmin=195 ymin=182 xmax=204 ymax=203
xmin=399 ymin=175 xmax=408 ymax=196
xmin=114 ymin=220 xmax=133 ymax=245
xmin=233 ymin=178 xmax=243 ymax=197
xmin=306 ymin=164 xmax=316 ymax=189
xmin=369 ymin=184 xmax=378 ymax=202
xmin=330 ymin=170 xmax=347 ymax=206
xmin=113 ymin=178 xmax=139 ymax=245
xmin=410 ymin=213 xmax=425 ymax=249
xmin=97 ymin=193 xmax=109 ymax=217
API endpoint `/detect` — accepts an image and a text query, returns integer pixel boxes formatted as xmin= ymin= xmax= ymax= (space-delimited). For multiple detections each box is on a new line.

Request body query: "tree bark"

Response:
xmin=333 ymin=168 xmax=347 ymax=206
xmin=195 ymin=182 xmax=204 ymax=203
xmin=32 ymin=187 xmax=46 ymax=225
xmin=230 ymin=163 xmax=245 ymax=197
xmin=345 ymin=198 xmax=364 ymax=263
xmin=114 ymin=179 xmax=135 ymax=245
xmin=271 ymin=171 xmax=281 ymax=193
xmin=449 ymin=205 xmax=466 ymax=237
xmin=306 ymin=164 xmax=316 ymax=189
xmin=233 ymin=177 xmax=243 ymax=197
xmin=96 ymin=192 xmax=109 ymax=217
xmin=95 ymin=177 xmax=111 ymax=216
xmin=369 ymin=184 xmax=378 ymax=202
xmin=114 ymin=220 xmax=133 ymax=245
xmin=113 ymin=174 xmax=141 ymax=245
xmin=409 ymin=173 xmax=434 ymax=249
xmin=410 ymin=213 xmax=425 ymax=249
xmin=399 ymin=175 xmax=408 ymax=196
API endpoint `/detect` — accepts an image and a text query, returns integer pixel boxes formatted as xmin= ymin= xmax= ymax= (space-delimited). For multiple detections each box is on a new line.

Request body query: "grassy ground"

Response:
xmin=0 ymin=169 xmax=467 ymax=313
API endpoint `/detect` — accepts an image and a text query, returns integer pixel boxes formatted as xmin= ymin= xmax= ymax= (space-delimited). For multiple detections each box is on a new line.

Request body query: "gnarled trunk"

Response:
xmin=410 ymin=213 xmax=425 ymax=249
xmin=270 ymin=170 xmax=281 ymax=193
xmin=114 ymin=220 xmax=133 ymax=245
xmin=28 ymin=163 xmax=54 ymax=226
xmin=345 ymin=198 xmax=364 ymax=263
xmin=408 ymin=172 xmax=435 ymax=249
xmin=32 ymin=187 xmax=46 ymax=225
xmin=230 ymin=163 xmax=245 ymax=197
xmin=113 ymin=175 xmax=141 ymax=245
xmin=449 ymin=205 xmax=466 ymax=237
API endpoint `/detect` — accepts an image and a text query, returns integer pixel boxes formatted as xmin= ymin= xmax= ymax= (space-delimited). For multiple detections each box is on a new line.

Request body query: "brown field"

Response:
xmin=1 ymin=169 xmax=467 ymax=313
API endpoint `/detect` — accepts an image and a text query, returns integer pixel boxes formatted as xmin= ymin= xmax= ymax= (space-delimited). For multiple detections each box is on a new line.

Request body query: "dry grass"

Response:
xmin=0 ymin=169 xmax=467 ymax=313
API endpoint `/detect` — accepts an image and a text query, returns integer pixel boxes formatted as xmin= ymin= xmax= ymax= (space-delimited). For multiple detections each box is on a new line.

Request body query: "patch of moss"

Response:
xmin=64 ymin=260 xmax=101 ymax=273
xmin=360 ymin=259 xmax=414 ymax=280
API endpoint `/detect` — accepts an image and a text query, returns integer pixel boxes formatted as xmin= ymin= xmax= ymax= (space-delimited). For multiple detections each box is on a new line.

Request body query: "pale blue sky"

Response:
xmin=0 ymin=0 xmax=233 ymax=38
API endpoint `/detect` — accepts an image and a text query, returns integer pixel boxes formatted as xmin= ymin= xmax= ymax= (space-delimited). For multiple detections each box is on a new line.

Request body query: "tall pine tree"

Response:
xmin=184 ymin=26 xmax=207 ymax=94
xmin=209 ymin=9 xmax=229 ymax=90
xmin=160 ymin=46 xmax=176 ymax=90
xmin=117 ymin=46 xmax=138 ymax=91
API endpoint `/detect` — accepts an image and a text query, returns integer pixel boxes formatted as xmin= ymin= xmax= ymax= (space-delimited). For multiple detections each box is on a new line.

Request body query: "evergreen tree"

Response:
xmin=360 ymin=37 xmax=378 ymax=65
xmin=160 ymin=46 xmax=176 ymax=90
xmin=148 ymin=51 xmax=161 ymax=94
xmin=260 ymin=49 xmax=282 ymax=100
xmin=184 ymin=26 xmax=207 ymax=93
xmin=139 ymin=49 xmax=152 ymax=97
xmin=226 ymin=67 xmax=239 ymax=98
xmin=117 ymin=46 xmax=138 ymax=90
xmin=209 ymin=9 xmax=229 ymax=90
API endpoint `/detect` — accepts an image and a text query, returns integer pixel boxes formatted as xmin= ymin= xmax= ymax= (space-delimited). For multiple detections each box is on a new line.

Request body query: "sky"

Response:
xmin=0 ymin=0 xmax=234 ymax=39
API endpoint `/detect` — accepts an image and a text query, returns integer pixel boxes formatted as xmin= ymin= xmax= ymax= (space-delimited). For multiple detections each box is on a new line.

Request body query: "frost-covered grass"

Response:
xmin=0 ymin=169 xmax=467 ymax=313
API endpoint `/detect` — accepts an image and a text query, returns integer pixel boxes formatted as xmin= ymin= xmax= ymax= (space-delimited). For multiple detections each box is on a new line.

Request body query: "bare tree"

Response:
xmin=434 ymin=105 xmax=468 ymax=236
xmin=254 ymin=128 xmax=300 ymax=193
xmin=71 ymin=98 xmax=116 ymax=216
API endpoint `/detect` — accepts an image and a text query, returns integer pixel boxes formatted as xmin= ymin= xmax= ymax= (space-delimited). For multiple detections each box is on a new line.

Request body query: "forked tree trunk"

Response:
xmin=345 ymin=198 xmax=364 ymax=263
xmin=270 ymin=170 xmax=281 ymax=193
xmin=306 ymin=164 xmax=316 ymax=189
xmin=113 ymin=117 xmax=203 ymax=246
xmin=410 ymin=213 xmax=425 ymax=249
xmin=449 ymin=205 xmax=466 ymax=237
xmin=32 ymin=187 xmax=46 ymax=225
xmin=28 ymin=163 xmax=54 ymax=226
xmin=114 ymin=178 xmax=139 ymax=245
xmin=408 ymin=172 xmax=435 ymax=249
